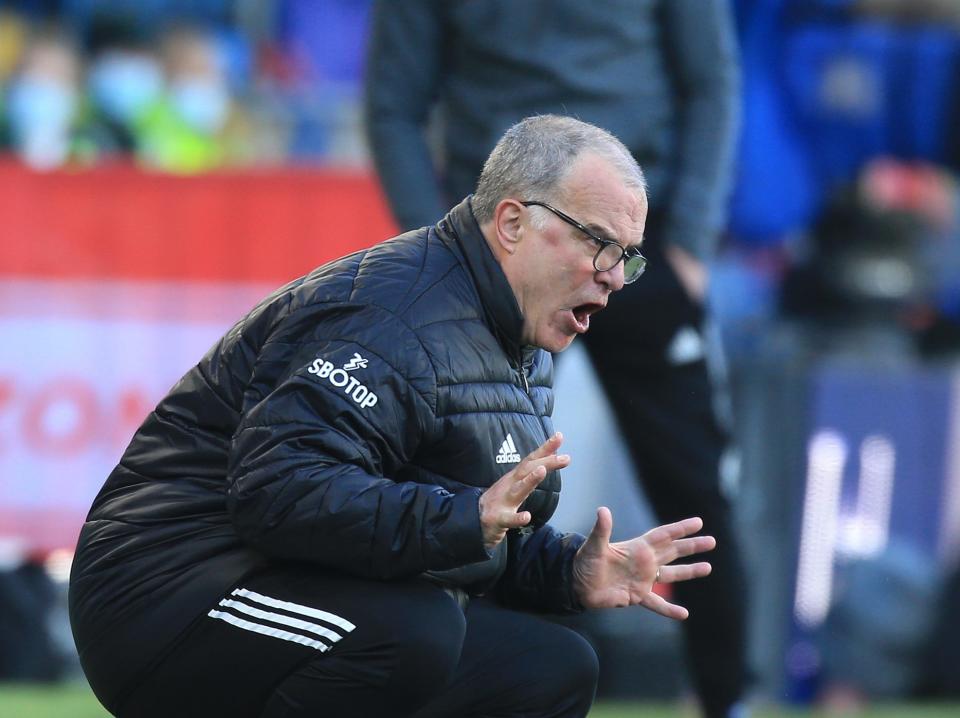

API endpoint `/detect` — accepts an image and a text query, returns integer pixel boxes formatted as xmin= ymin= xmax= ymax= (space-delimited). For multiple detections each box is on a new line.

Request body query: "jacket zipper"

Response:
xmin=515 ymin=352 xmax=530 ymax=394
xmin=513 ymin=351 xmax=551 ymax=535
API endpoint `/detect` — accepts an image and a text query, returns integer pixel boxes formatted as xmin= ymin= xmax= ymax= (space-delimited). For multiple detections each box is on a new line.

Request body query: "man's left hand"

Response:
xmin=572 ymin=508 xmax=715 ymax=620
xmin=663 ymin=244 xmax=708 ymax=302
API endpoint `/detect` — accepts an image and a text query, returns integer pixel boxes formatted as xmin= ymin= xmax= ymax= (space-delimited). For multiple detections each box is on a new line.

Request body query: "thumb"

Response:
xmin=586 ymin=506 xmax=613 ymax=548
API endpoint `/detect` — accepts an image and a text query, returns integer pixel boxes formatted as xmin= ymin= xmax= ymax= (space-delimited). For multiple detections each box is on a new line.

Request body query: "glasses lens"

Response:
xmin=623 ymin=254 xmax=647 ymax=283
xmin=594 ymin=242 xmax=623 ymax=272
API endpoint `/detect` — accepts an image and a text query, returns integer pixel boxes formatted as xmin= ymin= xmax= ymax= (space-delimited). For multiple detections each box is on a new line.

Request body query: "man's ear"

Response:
xmin=492 ymin=199 xmax=525 ymax=255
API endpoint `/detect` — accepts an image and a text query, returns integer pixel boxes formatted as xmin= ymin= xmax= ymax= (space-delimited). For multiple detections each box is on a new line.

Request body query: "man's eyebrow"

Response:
xmin=590 ymin=221 xmax=644 ymax=251
xmin=583 ymin=222 xmax=617 ymax=243
xmin=584 ymin=222 xmax=644 ymax=250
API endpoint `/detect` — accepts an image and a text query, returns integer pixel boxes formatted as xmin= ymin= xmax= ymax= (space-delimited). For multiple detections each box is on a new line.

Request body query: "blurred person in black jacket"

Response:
xmin=69 ymin=115 xmax=715 ymax=718
xmin=365 ymin=3 xmax=748 ymax=717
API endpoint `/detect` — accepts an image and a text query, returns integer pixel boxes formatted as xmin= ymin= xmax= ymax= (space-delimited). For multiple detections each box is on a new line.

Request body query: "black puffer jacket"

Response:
xmin=69 ymin=199 xmax=586 ymax=712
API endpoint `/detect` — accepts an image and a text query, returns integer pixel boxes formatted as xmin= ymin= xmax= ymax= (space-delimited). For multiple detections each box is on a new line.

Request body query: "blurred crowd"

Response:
xmin=0 ymin=0 xmax=371 ymax=173
xmin=4 ymin=0 xmax=957 ymax=354
xmin=716 ymin=0 xmax=960 ymax=360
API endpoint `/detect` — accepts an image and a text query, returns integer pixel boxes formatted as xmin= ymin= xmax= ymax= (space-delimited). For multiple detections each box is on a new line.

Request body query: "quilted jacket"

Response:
xmin=69 ymin=198 xmax=585 ymax=712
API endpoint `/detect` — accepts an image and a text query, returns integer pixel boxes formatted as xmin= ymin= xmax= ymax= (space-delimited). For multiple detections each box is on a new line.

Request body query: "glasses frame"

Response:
xmin=520 ymin=200 xmax=647 ymax=283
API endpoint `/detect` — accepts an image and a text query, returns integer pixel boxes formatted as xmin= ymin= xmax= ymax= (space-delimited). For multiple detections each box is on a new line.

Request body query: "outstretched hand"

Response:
xmin=478 ymin=432 xmax=570 ymax=549
xmin=572 ymin=508 xmax=715 ymax=620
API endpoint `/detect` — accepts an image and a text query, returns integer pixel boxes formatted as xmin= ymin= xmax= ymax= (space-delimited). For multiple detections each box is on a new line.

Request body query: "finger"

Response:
xmin=503 ymin=450 xmax=569 ymax=489
xmin=509 ymin=449 xmax=572 ymax=495
xmin=664 ymin=535 xmax=716 ymax=562
xmin=518 ymin=451 xmax=571 ymax=476
xmin=585 ymin=506 xmax=613 ymax=548
xmin=497 ymin=509 xmax=532 ymax=531
xmin=643 ymin=516 xmax=704 ymax=545
xmin=508 ymin=464 xmax=548 ymax=502
xmin=523 ymin=431 xmax=565 ymax=462
xmin=641 ymin=591 xmax=690 ymax=621
xmin=656 ymin=561 xmax=712 ymax=584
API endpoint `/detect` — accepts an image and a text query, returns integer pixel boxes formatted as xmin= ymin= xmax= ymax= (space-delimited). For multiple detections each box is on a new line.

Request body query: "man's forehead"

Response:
xmin=558 ymin=154 xmax=647 ymax=233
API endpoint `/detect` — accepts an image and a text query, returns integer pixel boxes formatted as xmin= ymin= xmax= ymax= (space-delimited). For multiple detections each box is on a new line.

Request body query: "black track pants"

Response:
xmin=117 ymin=567 xmax=598 ymax=718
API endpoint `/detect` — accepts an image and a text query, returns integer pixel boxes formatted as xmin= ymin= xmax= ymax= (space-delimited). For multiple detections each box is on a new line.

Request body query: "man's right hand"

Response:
xmin=478 ymin=432 xmax=570 ymax=549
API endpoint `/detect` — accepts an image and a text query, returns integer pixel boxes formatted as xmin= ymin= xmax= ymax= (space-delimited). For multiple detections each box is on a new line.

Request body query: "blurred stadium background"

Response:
xmin=2 ymin=0 xmax=960 ymax=715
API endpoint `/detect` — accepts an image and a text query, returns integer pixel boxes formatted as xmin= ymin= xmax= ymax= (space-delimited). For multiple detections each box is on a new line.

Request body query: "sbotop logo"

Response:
xmin=307 ymin=352 xmax=379 ymax=408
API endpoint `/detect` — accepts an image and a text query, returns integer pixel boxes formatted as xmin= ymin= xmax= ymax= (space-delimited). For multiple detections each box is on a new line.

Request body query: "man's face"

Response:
xmin=507 ymin=154 xmax=647 ymax=352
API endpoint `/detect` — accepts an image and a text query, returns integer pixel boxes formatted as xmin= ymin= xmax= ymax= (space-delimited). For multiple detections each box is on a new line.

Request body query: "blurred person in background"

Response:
xmin=83 ymin=13 xmax=164 ymax=156
xmin=131 ymin=22 xmax=255 ymax=173
xmin=3 ymin=25 xmax=84 ymax=169
xmin=0 ymin=542 xmax=66 ymax=682
xmin=772 ymin=61 xmax=960 ymax=355
xmin=364 ymin=3 xmax=748 ymax=717
xmin=69 ymin=115 xmax=717 ymax=718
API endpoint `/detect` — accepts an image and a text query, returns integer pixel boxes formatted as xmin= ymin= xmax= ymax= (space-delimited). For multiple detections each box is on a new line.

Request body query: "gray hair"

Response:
xmin=471 ymin=115 xmax=647 ymax=225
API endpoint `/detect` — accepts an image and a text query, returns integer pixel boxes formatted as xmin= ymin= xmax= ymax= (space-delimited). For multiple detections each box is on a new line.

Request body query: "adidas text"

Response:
xmin=496 ymin=433 xmax=521 ymax=464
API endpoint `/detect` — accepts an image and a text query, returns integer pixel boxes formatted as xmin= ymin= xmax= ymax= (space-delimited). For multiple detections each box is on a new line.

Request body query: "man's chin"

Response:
xmin=528 ymin=322 xmax=579 ymax=353
xmin=543 ymin=333 xmax=577 ymax=353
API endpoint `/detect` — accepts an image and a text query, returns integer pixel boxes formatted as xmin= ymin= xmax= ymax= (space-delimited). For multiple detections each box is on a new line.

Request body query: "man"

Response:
xmin=69 ymin=116 xmax=715 ymax=718
xmin=364 ymin=3 xmax=748 ymax=717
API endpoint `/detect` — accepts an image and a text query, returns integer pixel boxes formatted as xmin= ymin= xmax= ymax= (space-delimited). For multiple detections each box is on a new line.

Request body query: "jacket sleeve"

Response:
xmin=494 ymin=524 xmax=587 ymax=614
xmin=225 ymin=317 xmax=490 ymax=580
xmin=659 ymin=0 xmax=742 ymax=261
xmin=364 ymin=0 xmax=449 ymax=231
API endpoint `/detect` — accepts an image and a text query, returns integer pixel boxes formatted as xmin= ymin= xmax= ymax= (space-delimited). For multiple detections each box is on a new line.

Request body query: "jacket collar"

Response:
xmin=438 ymin=197 xmax=526 ymax=359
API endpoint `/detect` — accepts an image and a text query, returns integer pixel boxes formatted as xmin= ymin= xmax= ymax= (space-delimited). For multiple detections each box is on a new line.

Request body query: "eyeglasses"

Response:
xmin=520 ymin=201 xmax=647 ymax=284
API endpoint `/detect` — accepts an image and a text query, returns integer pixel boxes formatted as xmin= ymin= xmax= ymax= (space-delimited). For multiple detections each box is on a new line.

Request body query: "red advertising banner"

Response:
xmin=0 ymin=161 xmax=399 ymax=555
xmin=0 ymin=160 xmax=397 ymax=282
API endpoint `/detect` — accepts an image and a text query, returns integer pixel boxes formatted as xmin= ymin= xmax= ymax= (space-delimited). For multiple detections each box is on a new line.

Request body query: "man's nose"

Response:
xmin=597 ymin=261 xmax=625 ymax=291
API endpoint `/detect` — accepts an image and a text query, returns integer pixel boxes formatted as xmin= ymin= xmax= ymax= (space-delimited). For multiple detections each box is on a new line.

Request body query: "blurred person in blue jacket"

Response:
xmin=364 ymin=3 xmax=748 ymax=717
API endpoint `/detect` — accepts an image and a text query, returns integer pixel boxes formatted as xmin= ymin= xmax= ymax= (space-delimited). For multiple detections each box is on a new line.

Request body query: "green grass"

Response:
xmin=0 ymin=683 xmax=110 ymax=718
xmin=1 ymin=683 xmax=957 ymax=717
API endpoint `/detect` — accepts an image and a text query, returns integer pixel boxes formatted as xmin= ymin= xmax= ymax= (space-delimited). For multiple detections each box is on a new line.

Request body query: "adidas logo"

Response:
xmin=496 ymin=433 xmax=521 ymax=464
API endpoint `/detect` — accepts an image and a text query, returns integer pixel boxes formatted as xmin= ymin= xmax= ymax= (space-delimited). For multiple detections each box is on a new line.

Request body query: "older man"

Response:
xmin=70 ymin=115 xmax=715 ymax=718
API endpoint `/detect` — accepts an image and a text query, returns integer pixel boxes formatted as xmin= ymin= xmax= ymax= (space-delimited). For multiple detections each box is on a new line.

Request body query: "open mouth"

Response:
xmin=571 ymin=302 xmax=605 ymax=332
